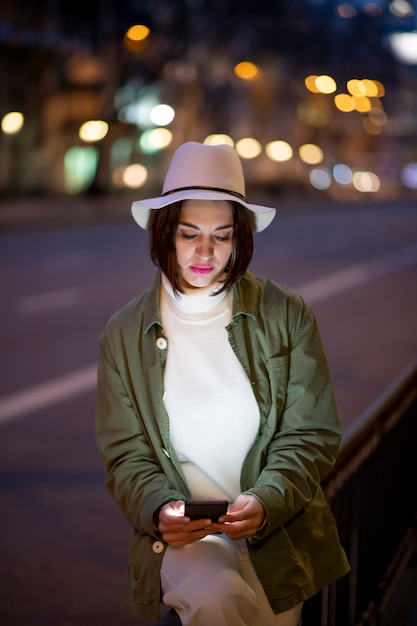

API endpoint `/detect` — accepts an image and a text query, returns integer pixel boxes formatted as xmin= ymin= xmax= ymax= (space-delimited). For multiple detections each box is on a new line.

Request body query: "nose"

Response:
xmin=196 ymin=239 xmax=214 ymax=261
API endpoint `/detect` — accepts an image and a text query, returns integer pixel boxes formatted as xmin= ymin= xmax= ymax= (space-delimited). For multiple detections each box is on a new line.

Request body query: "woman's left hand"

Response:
xmin=217 ymin=494 xmax=266 ymax=540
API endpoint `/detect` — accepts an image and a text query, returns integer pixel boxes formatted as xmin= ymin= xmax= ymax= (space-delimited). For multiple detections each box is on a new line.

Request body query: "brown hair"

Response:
xmin=148 ymin=201 xmax=254 ymax=295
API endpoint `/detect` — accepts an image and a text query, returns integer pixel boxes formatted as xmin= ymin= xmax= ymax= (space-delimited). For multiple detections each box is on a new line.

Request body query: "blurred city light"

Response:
xmin=315 ymin=75 xmax=337 ymax=94
xmin=0 ymin=0 xmax=415 ymax=199
xmin=401 ymin=162 xmax=417 ymax=189
xmin=64 ymin=147 xmax=98 ymax=194
xmin=363 ymin=117 xmax=382 ymax=135
xmin=361 ymin=79 xmax=379 ymax=97
xmin=139 ymin=128 xmax=173 ymax=153
xmin=335 ymin=3 xmax=357 ymax=18
xmin=1 ymin=112 xmax=24 ymax=134
xmin=234 ymin=62 xmax=260 ymax=80
xmin=305 ymin=75 xmax=320 ymax=94
xmin=368 ymin=109 xmax=387 ymax=126
xmin=126 ymin=25 xmax=150 ymax=41
xmin=266 ymin=141 xmax=293 ymax=162
xmin=110 ymin=138 xmax=133 ymax=171
xmin=310 ymin=168 xmax=332 ymax=190
xmin=347 ymin=79 xmax=367 ymax=97
xmin=352 ymin=171 xmax=381 ymax=193
xmin=333 ymin=164 xmax=353 ymax=185
xmin=79 ymin=120 xmax=109 ymax=142
xmin=117 ymin=87 xmax=160 ymax=129
xmin=299 ymin=144 xmax=324 ymax=165
xmin=388 ymin=32 xmax=417 ymax=64
xmin=389 ymin=0 xmax=415 ymax=17
xmin=364 ymin=3 xmax=383 ymax=17
xmin=124 ymin=24 xmax=150 ymax=52
xmin=334 ymin=93 xmax=355 ymax=112
xmin=352 ymin=95 xmax=372 ymax=113
xmin=235 ymin=138 xmax=262 ymax=158
xmin=122 ymin=163 xmax=148 ymax=189
xmin=149 ymin=104 xmax=175 ymax=126
xmin=204 ymin=134 xmax=234 ymax=146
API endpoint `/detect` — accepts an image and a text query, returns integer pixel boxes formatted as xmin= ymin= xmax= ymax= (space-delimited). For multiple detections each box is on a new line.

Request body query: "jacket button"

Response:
xmin=156 ymin=338 xmax=167 ymax=350
xmin=152 ymin=541 xmax=165 ymax=554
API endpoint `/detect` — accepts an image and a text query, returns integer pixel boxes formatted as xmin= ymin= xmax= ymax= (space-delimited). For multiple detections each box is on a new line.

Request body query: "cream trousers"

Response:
xmin=161 ymin=534 xmax=302 ymax=626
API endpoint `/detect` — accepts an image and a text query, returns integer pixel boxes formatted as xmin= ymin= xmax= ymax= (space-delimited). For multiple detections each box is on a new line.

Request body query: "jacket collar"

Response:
xmin=232 ymin=272 xmax=259 ymax=321
xmin=143 ymin=270 xmax=259 ymax=334
xmin=143 ymin=271 xmax=164 ymax=334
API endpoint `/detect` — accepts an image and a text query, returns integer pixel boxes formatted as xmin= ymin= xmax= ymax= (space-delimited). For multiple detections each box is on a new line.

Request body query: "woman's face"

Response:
xmin=175 ymin=199 xmax=234 ymax=292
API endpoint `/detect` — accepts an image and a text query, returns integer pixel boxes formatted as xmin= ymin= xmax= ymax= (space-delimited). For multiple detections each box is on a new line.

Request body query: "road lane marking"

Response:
xmin=0 ymin=365 xmax=97 ymax=425
xmin=296 ymin=243 xmax=417 ymax=304
xmin=1 ymin=244 xmax=416 ymax=425
xmin=16 ymin=288 xmax=81 ymax=316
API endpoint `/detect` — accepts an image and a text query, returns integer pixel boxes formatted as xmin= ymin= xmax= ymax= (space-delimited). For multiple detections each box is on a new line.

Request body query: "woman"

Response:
xmin=95 ymin=142 xmax=350 ymax=626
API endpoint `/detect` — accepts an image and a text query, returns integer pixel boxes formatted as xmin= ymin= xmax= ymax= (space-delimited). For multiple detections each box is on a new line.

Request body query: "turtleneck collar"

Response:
xmin=161 ymin=273 xmax=229 ymax=315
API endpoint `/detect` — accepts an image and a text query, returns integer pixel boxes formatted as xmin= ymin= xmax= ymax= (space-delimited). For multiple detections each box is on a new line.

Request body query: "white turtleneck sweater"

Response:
xmin=161 ymin=275 xmax=260 ymax=502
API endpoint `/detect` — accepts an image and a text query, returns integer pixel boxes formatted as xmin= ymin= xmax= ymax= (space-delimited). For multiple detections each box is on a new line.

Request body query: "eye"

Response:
xmin=214 ymin=235 xmax=232 ymax=242
xmin=178 ymin=230 xmax=197 ymax=241
xmin=214 ymin=229 xmax=233 ymax=242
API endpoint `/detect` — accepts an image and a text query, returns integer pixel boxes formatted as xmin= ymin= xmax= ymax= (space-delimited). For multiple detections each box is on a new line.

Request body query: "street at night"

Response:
xmin=0 ymin=195 xmax=416 ymax=625
xmin=1 ymin=0 xmax=417 ymax=622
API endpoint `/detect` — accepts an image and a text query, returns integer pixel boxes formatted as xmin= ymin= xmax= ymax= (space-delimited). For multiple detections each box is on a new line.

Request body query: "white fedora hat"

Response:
xmin=131 ymin=141 xmax=276 ymax=232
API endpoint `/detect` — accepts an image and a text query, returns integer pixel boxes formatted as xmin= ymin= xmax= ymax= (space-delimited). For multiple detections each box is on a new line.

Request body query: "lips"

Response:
xmin=190 ymin=265 xmax=214 ymax=275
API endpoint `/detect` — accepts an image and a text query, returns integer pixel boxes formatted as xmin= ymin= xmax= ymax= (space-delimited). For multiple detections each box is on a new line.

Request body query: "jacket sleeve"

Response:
xmin=95 ymin=333 xmax=185 ymax=537
xmin=246 ymin=296 xmax=342 ymax=535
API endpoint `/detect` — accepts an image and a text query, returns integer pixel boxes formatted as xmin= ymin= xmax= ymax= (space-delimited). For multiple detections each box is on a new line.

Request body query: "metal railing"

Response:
xmin=301 ymin=358 xmax=417 ymax=626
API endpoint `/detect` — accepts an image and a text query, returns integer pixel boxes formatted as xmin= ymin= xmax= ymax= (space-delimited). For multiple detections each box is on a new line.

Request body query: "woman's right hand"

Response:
xmin=158 ymin=500 xmax=216 ymax=547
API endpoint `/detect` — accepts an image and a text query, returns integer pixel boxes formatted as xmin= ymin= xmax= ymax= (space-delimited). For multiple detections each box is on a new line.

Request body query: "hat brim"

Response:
xmin=131 ymin=189 xmax=276 ymax=232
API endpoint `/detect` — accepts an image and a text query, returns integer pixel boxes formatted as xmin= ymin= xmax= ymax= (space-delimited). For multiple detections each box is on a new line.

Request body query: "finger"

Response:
xmin=163 ymin=527 xmax=217 ymax=546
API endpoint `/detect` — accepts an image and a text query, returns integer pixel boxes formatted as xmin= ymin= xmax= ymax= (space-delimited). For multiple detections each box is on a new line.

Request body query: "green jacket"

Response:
xmin=96 ymin=271 xmax=350 ymax=620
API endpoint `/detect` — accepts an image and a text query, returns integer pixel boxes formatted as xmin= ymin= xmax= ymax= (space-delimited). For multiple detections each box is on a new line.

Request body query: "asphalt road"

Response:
xmin=0 ymin=197 xmax=416 ymax=625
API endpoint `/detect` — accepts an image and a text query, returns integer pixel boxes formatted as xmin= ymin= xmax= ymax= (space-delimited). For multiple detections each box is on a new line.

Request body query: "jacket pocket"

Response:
xmin=249 ymin=521 xmax=310 ymax=601
xmin=265 ymin=354 xmax=289 ymax=420
xmin=129 ymin=531 xmax=165 ymax=606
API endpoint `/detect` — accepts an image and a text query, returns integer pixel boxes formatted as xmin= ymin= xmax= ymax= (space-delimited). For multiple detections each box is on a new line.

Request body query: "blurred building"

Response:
xmin=0 ymin=0 xmax=416 ymax=200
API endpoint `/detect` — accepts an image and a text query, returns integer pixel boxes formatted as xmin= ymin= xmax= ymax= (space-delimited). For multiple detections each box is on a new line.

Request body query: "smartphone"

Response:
xmin=184 ymin=499 xmax=228 ymax=522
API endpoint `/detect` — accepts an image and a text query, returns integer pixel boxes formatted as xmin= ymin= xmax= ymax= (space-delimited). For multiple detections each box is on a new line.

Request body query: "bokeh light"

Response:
xmin=401 ymin=162 xmax=417 ymax=189
xmin=310 ymin=168 xmax=332 ymax=190
xmin=389 ymin=0 xmax=415 ymax=18
xmin=299 ymin=143 xmax=324 ymax=165
xmin=335 ymin=3 xmax=357 ymax=18
xmin=124 ymin=24 xmax=150 ymax=52
xmin=334 ymin=94 xmax=355 ymax=112
xmin=235 ymin=138 xmax=262 ymax=159
xmin=117 ymin=88 xmax=160 ymax=129
xmin=204 ymin=134 xmax=234 ymax=146
xmin=139 ymin=128 xmax=172 ymax=153
xmin=122 ymin=163 xmax=148 ymax=189
xmin=333 ymin=163 xmax=353 ymax=185
xmin=79 ymin=120 xmax=109 ymax=142
xmin=315 ymin=75 xmax=337 ymax=94
xmin=1 ymin=111 xmax=24 ymax=134
xmin=64 ymin=146 xmax=99 ymax=193
xmin=149 ymin=104 xmax=175 ymax=126
xmin=352 ymin=171 xmax=381 ymax=192
xmin=234 ymin=62 xmax=260 ymax=80
xmin=363 ymin=117 xmax=382 ymax=135
xmin=352 ymin=95 xmax=371 ymax=113
xmin=126 ymin=25 xmax=150 ymax=41
xmin=305 ymin=75 xmax=320 ymax=93
xmin=389 ymin=32 xmax=417 ymax=64
xmin=266 ymin=140 xmax=293 ymax=162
